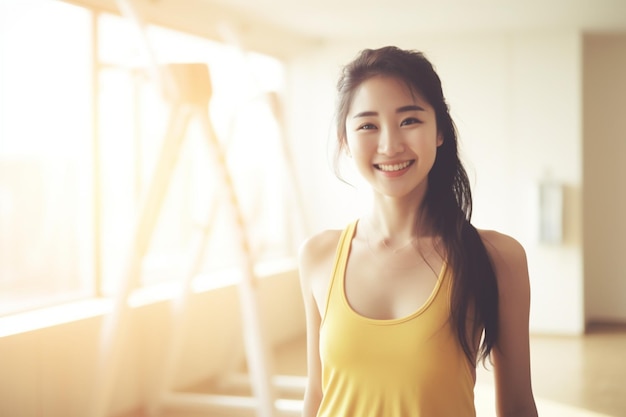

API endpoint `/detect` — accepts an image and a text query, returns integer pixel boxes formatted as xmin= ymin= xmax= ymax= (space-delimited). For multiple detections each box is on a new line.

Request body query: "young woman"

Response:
xmin=298 ymin=46 xmax=538 ymax=417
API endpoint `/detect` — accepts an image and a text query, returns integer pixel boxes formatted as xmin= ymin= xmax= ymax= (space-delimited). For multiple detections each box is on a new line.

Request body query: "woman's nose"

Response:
xmin=377 ymin=127 xmax=404 ymax=155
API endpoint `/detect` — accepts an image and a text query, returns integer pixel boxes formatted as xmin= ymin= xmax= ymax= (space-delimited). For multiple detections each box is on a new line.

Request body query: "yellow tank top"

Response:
xmin=317 ymin=220 xmax=476 ymax=417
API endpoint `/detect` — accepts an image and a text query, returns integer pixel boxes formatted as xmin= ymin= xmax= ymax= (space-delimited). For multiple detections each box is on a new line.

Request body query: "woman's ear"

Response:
xmin=437 ymin=132 xmax=444 ymax=147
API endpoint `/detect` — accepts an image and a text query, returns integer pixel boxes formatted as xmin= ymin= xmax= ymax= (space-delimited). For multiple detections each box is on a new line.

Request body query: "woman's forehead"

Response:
xmin=348 ymin=76 xmax=431 ymax=114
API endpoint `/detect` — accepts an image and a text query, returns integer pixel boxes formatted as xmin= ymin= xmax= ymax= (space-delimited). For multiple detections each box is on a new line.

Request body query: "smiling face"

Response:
xmin=345 ymin=75 xmax=442 ymax=201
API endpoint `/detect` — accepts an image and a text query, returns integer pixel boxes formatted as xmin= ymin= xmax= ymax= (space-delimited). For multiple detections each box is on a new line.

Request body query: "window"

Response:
xmin=0 ymin=0 xmax=94 ymax=315
xmin=0 ymin=0 xmax=291 ymax=314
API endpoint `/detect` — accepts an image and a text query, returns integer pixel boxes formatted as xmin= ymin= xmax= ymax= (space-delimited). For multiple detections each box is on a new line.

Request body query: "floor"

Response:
xmin=476 ymin=324 xmax=626 ymax=417
xmin=123 ymin=324 xmax=626 ymax=417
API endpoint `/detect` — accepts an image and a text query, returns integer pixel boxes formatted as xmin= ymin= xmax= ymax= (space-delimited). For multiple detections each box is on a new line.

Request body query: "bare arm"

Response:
xmin=298 ymin=234 xmax=331 ymax=417
xmin=299 ymin=277 xmax=322 ymax=416
xmin=481 ymin=231 xmax=538 ymax=417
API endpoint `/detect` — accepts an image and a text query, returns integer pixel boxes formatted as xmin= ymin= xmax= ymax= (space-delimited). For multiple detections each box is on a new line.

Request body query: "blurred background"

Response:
xmin=0 ymin=0 xmax=625 ymax=416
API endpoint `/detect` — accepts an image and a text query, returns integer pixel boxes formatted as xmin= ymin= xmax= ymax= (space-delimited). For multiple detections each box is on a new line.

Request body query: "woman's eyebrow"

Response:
xmin=352 ymin=111 xmax=377 ymax=118
xmin=352 ymin=104 xmax=426 ymax=119
xmin=397 ymin=104 xmax=425 ymax=113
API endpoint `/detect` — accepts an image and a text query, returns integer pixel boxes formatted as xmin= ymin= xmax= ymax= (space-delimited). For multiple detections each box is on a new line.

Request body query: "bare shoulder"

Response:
xmin=477 ymin=229 xmax=529 ymax=291
xmin=298 ymin=229 xmax=343 ymax=317
xmin=477 ymin=229 xmax=527 ymax=263
xmin=299 ymin=229 xmax=342 ymax=267
xmin=298 ymin=229 xmax=343 ymax=285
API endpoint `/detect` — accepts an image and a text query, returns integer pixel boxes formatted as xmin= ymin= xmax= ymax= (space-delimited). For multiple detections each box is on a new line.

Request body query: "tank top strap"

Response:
xmin=321 ymin=220 xmax=358 ymax=324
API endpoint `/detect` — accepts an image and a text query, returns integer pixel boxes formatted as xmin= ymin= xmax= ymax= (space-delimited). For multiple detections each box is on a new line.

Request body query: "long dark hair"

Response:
xmin=334 ymin=46 xmax=498 ymax=365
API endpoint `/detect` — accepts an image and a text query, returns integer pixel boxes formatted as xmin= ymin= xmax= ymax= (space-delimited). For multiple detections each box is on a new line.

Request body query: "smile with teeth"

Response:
xmin=375 ymin=160 xmax=414 ymax=172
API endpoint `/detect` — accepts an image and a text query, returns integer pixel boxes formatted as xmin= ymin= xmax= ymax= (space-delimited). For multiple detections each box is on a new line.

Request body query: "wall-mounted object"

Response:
xmin=539 ymin=181 xmax=563 ymax=244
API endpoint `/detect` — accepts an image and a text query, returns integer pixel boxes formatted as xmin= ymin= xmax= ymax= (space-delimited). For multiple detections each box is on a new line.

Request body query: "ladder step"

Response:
xmin=218 ymin=373 xmax=307 ymax=395
xmin=162 ymin=392 xmax=303 ymax=416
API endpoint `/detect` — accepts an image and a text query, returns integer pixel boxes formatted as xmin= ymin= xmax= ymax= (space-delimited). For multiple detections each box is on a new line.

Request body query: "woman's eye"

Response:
xmin=358 ymin=123 xmax=376 ymax=130
xmin=401 ymin=117 xmax=422 ymax=126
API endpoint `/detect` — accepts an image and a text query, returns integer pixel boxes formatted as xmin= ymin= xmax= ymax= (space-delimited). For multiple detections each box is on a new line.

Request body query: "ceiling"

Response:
xmin=196 ymin=0 xmax=626 ymax=40
xmin=73 ymin=0 xmax=626 ymax=58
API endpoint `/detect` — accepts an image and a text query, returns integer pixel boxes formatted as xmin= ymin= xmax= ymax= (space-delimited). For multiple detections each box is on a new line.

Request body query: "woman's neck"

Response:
xmin=364 ymin=196 xmax=432 ymax=243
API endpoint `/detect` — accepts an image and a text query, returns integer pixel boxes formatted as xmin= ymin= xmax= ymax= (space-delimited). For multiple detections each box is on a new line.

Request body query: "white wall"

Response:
xmin=583 ymin=34 xmax=626 ymax=323
xmin=285 ymin=31 xmax=585 ymax=334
